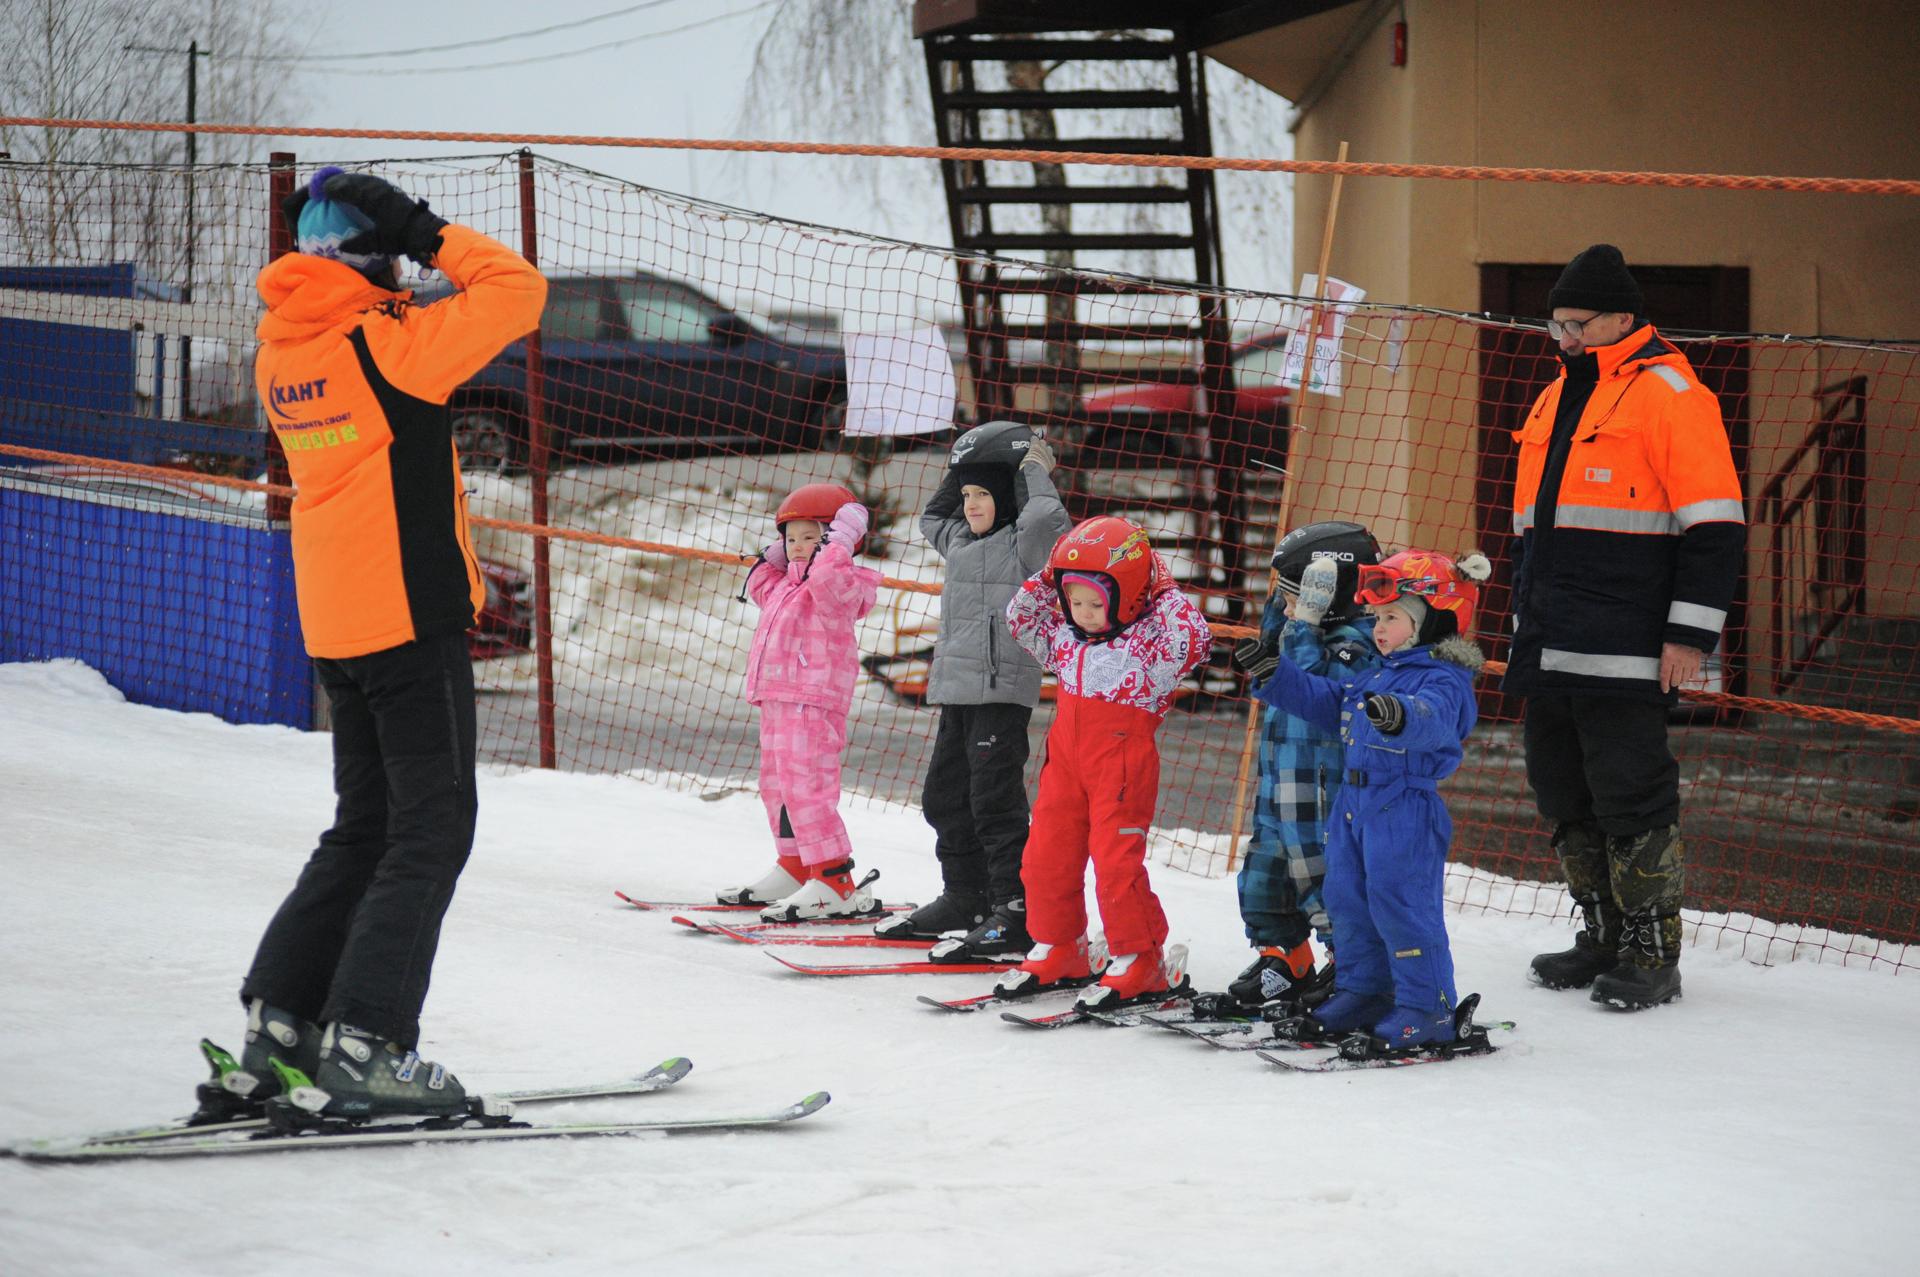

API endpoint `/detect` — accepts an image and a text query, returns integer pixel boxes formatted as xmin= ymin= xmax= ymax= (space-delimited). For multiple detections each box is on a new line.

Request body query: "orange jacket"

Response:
xmin=1506 ymin=325 xmax=1744 ymax=697
xmin=254 ymin=225 xmax=547 ymax=658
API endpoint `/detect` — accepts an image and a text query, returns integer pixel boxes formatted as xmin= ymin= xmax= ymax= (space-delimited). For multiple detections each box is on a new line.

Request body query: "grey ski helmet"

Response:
xmin=1271 ymin=520 xmax=1382 ymax=622
xmin=947 ymin=420 xmax=1032 ymax=470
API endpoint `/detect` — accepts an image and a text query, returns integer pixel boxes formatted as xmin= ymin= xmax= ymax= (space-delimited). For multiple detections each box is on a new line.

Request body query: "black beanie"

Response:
xmin=1548 ymin=244 xmax=1644 ymax=316
xmin=950 ymin=462 xmax=1018 ymax=533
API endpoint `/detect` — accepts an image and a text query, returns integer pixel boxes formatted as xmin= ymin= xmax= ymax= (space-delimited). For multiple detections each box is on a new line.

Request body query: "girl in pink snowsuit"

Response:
xmin=718 ymin=483 xmax=884 ymax=922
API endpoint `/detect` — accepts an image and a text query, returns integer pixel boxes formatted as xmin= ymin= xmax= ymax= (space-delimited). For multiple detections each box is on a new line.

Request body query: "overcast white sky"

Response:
xmin=291 ymin=1 xmax=960 ymax=247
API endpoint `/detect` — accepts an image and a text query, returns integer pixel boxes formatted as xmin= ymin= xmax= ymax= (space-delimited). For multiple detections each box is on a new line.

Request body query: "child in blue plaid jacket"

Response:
xmin=1208 ymin=521 xmax=1382 ymax=1017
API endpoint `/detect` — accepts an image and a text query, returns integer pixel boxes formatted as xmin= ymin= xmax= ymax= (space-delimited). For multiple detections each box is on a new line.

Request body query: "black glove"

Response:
xmin=321 ymin=172 xmax=449 ymax=265
xmin=1363 ymin=692 xmax=1406 ymax=735
xmin=1232 ymin=634 xmax=1280 ymax=682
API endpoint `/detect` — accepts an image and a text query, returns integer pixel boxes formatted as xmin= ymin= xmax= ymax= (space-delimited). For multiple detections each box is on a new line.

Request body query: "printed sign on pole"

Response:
xmin=1278 ymin=275 xmax=1366 ymax=397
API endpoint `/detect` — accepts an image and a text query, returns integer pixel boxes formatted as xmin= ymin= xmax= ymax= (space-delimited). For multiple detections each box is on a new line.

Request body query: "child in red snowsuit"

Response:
xmin=716 ymin=483 xmax=883 ymax=921
xmin=1001 ymin=517 xmax=1214 ymax=1009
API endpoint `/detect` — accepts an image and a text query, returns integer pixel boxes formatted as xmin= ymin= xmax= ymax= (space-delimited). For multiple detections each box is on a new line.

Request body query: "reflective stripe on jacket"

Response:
xmin=1505 ymin=324 xmax=1744 ymax=699
xmin=254 ymin=225 xmax=547 ymax=658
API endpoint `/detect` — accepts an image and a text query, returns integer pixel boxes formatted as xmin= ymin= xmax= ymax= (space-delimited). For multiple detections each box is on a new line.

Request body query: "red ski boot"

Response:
xmin=1075 ymin=943 xmax=1190 ymax=1012
xmin=993 ymin=935 xmax=1103 ymax=1000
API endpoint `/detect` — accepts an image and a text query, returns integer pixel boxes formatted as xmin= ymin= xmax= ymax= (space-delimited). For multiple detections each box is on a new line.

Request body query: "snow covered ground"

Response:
xmin=1 ymin=660 xmax=1914 ymax=1276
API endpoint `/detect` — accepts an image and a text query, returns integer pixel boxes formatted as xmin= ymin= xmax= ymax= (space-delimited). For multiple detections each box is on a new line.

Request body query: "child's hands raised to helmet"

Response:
xmin=1293 ymin=556 xmax=1340 ymax=625
xmin=827 ymin=502 xmax=870 ymax=550
xmin=1023 ymin=434 xmax=1057 ymax=474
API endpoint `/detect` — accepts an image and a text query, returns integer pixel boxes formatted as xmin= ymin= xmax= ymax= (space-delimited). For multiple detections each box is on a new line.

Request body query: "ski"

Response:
xmin=998 ymin=991 xmax=1190 ymax=1030
xmin=1255 ymin=995 xmax=1513 ymax=1071
xmin=914 ymin=983 xmax=1091 ymax=1014
xmin=12 ymin=1091 xmax=831 ymax=1163
xmin=615 ymin=890 xmax=912 ymax=917
xmin=6 ymin=1055 xmax=696 ymax=1156
xmin=765 ymin=953 xmax=1016 ymax=977
xmin=1141 ymin=1015 xmax=1326 ymax=1052
xmin=681 ymin=919 xmax=925 ymax=950
xmin=1255 ymin=1038 xmax=1499 ymax=1072
xmin=668 ymin=914 xmax=905 ymax=935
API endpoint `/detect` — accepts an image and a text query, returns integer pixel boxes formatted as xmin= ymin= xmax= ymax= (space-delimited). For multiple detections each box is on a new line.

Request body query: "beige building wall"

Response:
xmin=1210 ymin=0 xmax=1920 ymax=649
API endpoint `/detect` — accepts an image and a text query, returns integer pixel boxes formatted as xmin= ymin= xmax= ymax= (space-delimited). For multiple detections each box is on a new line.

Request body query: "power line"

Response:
xmin=285 ymin=2 xmax=779 ymax=76
xmin=222 ymin=0 xmax=696 ymax=64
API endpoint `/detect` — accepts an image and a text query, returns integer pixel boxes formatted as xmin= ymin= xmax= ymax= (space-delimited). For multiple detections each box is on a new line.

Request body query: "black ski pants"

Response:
xmin=242 ymin=633 xmax=477 ymax=1049
xmin=921 ymin=702 xmax=1033 ymax=907
xmin=1522 ymin=693 xmax=1679 ymax=837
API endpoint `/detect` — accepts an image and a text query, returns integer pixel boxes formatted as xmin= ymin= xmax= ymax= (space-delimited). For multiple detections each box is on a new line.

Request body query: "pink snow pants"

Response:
xmin=758 ymin=701 xmax=853 ymax=867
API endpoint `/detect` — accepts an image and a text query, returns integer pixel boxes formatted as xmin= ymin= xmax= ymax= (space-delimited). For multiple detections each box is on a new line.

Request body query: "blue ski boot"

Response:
xmin=1266 ymin=987 xmax=1392 ymax=1042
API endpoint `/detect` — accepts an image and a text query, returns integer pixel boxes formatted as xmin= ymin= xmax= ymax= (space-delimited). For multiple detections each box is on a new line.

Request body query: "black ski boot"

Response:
xmin=193 ymin=999 xmax=322 ymax=1122
xmin=1591 ymin=912 xmax=1683 ymax=1010
xmin=873 ymin=890 xmax=990 ymax=941
xmin=271 ymin=1022 xmax=470 ymax=1127
xmin=928 ymin=899 xmax=1032 ymax=964
xmin=1530 ymin=896 xmax=1622 ymax=990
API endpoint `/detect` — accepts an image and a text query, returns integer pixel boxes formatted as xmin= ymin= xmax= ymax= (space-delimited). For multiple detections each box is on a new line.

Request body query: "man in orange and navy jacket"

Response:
xmin=1505 ymin=243 xmax=1743 ymax=1015
xmin=234 ymin=168 xmax=545 ymax=1119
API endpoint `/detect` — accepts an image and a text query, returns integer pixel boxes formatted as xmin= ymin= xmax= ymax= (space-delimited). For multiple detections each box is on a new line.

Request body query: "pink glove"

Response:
xmin=827 ymin=502 xmax=870 ymax=550
xmin=762 ymin=537 xmax=789 ymax=571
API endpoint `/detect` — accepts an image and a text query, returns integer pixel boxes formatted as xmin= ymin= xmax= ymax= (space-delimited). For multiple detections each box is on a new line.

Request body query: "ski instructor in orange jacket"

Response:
xmin=1506 ymin=244 xmax=1743 ymax=1014
xmin=225 ymin=168 xmax=546 ymax=1123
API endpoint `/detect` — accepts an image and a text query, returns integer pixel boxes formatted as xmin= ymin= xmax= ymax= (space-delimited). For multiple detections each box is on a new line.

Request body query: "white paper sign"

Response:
xmin=842 ymin=327 xmax=957 ymax=437
xmin=1279 ymin=274 xmax=1366 ymax=397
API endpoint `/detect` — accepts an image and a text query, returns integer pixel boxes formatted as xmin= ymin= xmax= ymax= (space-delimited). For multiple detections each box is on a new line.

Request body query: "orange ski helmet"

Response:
xmin=1049 ymin=516 xmax=1162 ymax=637
xmin=1353 ymin=549 xmax=1490 ymax=640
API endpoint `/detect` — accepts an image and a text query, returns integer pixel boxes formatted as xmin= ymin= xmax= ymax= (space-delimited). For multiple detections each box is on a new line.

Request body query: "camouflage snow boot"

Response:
xmin=1529 ymin=821 xmax=1618 ymax=990
xmin=1591 ymin=911 xmax=1683 ymax=1010
xmin=1591 ymin=823 xmax=1686 ymax=1010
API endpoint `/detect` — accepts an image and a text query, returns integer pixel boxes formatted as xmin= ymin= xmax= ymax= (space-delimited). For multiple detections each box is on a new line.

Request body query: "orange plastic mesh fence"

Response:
xmin=1 ymin=151 xmax=1914 ymax=971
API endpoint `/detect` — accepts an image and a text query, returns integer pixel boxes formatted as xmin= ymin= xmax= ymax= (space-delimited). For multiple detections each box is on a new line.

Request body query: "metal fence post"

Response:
xmin=517 ymin=148 xmax=557 ymax=770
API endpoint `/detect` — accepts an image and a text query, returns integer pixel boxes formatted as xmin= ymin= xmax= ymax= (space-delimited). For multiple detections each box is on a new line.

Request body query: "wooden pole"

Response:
xmin=1224 ymin=140 xmax=1350 ymax=873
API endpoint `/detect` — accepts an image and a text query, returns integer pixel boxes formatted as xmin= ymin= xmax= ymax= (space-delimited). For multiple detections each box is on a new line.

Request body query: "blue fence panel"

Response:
xmin=0 ymin=486 xmax=308 ymax=728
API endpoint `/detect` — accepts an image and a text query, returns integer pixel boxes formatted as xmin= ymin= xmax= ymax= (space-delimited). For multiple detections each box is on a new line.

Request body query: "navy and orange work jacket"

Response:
xmin=254 ymin=225 xmax=547 ymax=659
xmin=1506 ymin=324 xmax=1745 ymax=699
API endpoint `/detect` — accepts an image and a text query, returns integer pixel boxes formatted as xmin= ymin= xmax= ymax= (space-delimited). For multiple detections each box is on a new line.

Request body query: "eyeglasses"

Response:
xmin=1546 ymin=312 xmax=1608 ymax=342
xmin=1354 ymin=564 xmax=1443 ymax=606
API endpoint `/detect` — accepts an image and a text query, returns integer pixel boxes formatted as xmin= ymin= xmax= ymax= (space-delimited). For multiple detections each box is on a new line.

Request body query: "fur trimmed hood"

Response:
xmin=1431 ymin=635 xmax=1487 ymax=675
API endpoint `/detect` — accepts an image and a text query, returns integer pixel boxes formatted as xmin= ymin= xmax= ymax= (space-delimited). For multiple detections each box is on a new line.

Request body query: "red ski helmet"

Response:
xmin=775 ymin=483 xmax=856 ymax=531
xmin=1354 ymin=549 xmax=1490 ymax=640
xmin=1048 ymin=516 xmax=1162 ymax=637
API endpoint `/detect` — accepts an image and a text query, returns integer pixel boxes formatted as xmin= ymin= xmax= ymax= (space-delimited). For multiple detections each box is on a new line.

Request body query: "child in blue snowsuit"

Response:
xmin=1249 ymin=547 xmax=1491 ymax=1049
xmin=1222 ymin=521 xmax=1382 ymax=1013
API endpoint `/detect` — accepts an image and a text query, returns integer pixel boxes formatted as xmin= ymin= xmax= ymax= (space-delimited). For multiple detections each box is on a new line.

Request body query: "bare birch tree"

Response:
xmin=0 ymin=0 xmax=304 ymax=299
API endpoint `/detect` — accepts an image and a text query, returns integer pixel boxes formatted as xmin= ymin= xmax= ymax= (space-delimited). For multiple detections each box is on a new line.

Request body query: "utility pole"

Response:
xmin=125 ymin=41 xmax=211 ymax=418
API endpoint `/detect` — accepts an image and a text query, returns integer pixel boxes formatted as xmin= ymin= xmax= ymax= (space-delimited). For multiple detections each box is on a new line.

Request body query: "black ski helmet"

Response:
xmin=947 ymin=420 xmax=1032 ymax=470
xmin=1271 ymin=520 xmax=1382 ymax=622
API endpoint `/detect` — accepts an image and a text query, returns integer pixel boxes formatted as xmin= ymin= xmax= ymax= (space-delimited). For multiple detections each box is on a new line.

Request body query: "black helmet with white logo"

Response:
xmin=1271 ymin=520 xmax=1382 ymax=622
xmin=947 ymin=420 xmax=1032 ymax=470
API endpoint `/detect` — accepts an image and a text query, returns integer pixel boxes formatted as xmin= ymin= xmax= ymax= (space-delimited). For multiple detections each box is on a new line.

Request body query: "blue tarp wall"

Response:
xmin=0 ymin=264 xmax=309 ymax=728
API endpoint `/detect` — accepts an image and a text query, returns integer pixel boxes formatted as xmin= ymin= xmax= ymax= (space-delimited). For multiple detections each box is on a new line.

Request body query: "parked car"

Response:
xmin=1077 ymin=330 xmax=1292 ymax=465
xmin=470 ymin=559 xmax=533 ymax=661
xmin=421 ymin=272 xmax=848 ymax=470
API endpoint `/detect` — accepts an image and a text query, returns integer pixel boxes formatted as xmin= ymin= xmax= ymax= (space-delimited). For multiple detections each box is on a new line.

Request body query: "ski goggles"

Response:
xmin=1353 ymin=564 xmax=1445 ymax=606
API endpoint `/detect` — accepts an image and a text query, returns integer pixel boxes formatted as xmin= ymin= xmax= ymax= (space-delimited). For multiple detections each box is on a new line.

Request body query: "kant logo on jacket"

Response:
xmin=267 ymin=375 xmax=330 ymax=423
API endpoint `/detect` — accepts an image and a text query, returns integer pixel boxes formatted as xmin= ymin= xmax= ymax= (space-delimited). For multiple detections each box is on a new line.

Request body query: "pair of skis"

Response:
xmin=630 ymin=893 xmax=1019 ymax=976
xmin=1138 ymin=995 xmax=1515 ymax=1071
xmin=6 ymin=1054 xmax=829 ymax=1163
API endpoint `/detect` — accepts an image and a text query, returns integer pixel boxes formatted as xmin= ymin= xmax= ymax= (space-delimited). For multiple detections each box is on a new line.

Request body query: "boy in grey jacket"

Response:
xmin=876 ymin=421 xmax=1070 ymax=959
